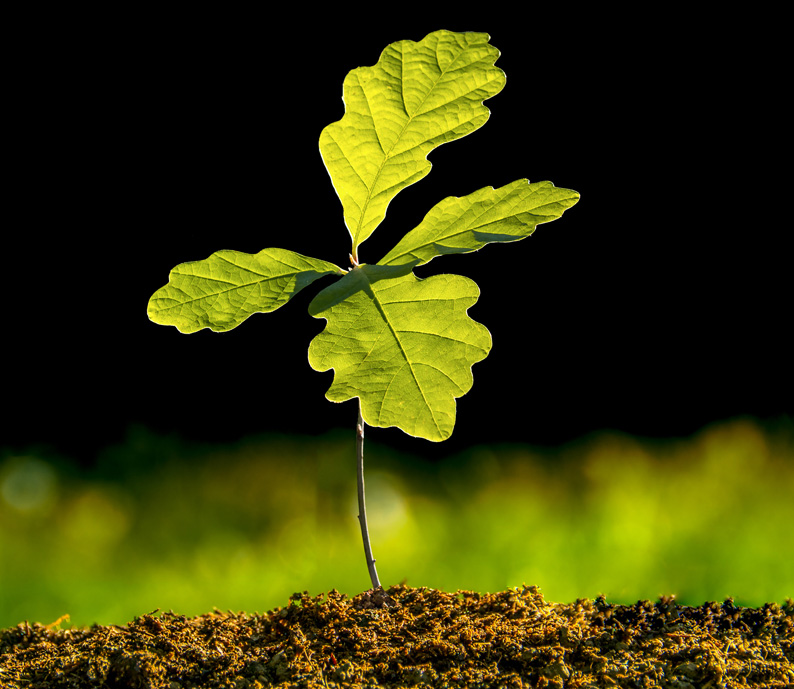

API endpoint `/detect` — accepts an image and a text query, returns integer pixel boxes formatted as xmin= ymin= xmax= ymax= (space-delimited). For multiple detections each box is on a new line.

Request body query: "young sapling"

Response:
xmin=148 ymin=30 xmax=579 ymax=589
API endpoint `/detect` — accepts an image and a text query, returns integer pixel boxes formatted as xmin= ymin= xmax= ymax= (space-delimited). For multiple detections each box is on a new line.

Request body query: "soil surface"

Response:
xmin=1 ymin=586 xmax=792 ymax=688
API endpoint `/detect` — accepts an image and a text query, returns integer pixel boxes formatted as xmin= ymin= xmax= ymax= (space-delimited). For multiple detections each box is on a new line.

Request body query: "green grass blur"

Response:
xmin=1 ymin=417 xmax=792 ymax=628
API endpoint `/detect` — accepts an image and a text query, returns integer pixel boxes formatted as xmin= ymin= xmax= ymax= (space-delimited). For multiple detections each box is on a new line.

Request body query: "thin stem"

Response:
xmin=356 ymin=404 xmax=381 ymax=589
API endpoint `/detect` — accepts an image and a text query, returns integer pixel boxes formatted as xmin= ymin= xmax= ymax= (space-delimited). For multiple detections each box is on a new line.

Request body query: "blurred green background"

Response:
xmin=1 ymin=416 xmax=792 ymax=629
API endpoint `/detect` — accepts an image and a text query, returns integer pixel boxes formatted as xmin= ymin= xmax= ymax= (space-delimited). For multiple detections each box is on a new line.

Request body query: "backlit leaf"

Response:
xmin=320 ymin=30 xmax=505 ymax=257
xmin=379 ymin=179 xmax=580 ymax=268
xmin=148 ymin=248 xmax=343 ymax=334
xmin=307 ymin=264 xmax=491 ymax=441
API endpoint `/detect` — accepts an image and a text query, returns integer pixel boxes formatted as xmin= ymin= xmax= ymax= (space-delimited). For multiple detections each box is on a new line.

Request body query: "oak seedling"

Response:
xmin=148 ymin=30 xmax=579 ymax=589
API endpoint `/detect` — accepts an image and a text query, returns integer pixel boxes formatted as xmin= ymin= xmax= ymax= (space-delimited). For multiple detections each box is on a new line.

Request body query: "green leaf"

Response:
xmin=148 ymin=248 xmax=343 ymax=334
xmin=379 ymin=179 xmax=580 ymax=268
xmin=320 ymin=30 xmax=505 ymax=257
xmin=307 ymin=264 xmax=491 ymax=441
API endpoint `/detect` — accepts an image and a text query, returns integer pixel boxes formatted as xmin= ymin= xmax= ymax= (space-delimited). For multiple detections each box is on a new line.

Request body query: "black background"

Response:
xmin=5 ymin=10 xmax=790 ymax=465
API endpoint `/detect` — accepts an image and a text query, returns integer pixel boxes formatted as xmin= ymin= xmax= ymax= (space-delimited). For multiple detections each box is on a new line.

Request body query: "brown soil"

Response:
xmin=1 ymin=586 xmax=792 ymax=688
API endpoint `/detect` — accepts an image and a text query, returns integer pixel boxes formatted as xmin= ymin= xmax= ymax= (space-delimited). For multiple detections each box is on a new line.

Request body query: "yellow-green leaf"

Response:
xmin=320 ymin=30 xmax=505 ymax=258
xmin=307 ymin=264 xmax=491 ymax=441
xmin=148 ymin=248 xmax=343 ymax=334
xmin=379 ymin=179 xmax=580 ymax=268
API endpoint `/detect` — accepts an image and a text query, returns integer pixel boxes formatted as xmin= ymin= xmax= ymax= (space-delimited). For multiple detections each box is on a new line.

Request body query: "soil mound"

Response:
xmin=2 ymin=586 xmax=792 ymax=687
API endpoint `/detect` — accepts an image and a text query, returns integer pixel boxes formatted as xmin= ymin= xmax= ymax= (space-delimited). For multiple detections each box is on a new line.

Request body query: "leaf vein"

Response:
xmin=370 ymin=287 xmax=441 ymax=435
xmin=351 ymin=40 xmax=477 ymax=251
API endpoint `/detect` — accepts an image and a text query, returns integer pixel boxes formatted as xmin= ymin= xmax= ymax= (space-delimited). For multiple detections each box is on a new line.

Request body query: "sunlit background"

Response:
xmin=1 ymin=416 xmax=791 ymax=629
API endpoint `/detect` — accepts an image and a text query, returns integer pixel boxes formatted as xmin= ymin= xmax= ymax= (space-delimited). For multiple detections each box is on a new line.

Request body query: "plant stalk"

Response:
xmin=356 ymin=405 xmax=381 ymax=589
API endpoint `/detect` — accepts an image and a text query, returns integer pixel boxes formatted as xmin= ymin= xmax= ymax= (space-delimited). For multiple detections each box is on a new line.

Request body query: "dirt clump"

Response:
xmin=1 ymin=585 xmax=792 ymax=687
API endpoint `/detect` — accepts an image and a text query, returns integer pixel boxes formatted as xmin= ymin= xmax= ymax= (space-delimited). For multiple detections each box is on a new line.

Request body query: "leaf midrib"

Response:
xmin=382 ymin=183 xmax=574 ymax=265
xmin=366 ymin=275 xmax=441 ymax=436
xmin=154 ymin=255 xmax=332 ymax=314
xmin=351 ymin=42 xmax=471 ymax=254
